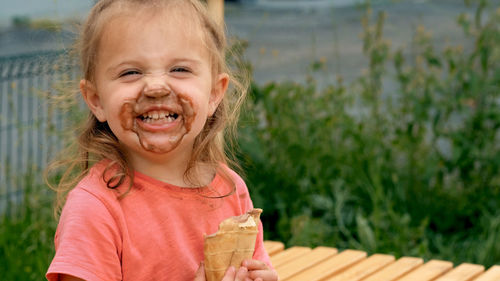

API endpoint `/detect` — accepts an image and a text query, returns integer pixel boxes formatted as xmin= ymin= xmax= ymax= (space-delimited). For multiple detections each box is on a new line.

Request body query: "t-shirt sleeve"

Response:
xmin=46 ymin=187 xmax=122 ymax=281
xmin=253 ymin=215 xmax=274 ymax=270
xmin=232 ymin=172 xmax=273 ymax=269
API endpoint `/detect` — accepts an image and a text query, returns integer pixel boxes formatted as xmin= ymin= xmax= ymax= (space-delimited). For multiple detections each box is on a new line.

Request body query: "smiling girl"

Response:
xmin=45 ymin=1 xmax=277 ymax=280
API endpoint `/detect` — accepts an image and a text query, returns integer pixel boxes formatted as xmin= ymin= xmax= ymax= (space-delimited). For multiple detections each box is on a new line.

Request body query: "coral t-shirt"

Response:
xmin=46 ymin=162 xmax=271 ymax=281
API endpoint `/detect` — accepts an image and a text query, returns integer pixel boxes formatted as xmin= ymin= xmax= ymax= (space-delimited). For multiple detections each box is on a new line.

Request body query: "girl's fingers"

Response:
xmin=193 ymin=262 xmax=206 ymax=281
xmin=221 ymin=266 xmax=236 ymax=281
xmin=248 ymin=269 xmax=279 ymax=281
xmin=242 ymin=259 xmax=268 ymax=270
xmin=241 ymin=259 xmax=278 ymax=280
xmin=222 ymin=266 xmax=249 ymax=281
xmin=235 ymin=266 xmax=249 ymax=281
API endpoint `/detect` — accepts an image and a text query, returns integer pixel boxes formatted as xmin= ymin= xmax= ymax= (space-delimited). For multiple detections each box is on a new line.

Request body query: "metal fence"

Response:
xmin=0 ymin=50 xmax=79 ymax=213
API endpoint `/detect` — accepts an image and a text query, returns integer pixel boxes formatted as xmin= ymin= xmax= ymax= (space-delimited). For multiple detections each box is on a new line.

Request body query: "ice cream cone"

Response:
xmin=204 ymin=208 xmax=262 ymax=281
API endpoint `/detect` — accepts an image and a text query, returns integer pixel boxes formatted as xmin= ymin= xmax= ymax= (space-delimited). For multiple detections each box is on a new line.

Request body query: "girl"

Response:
xmin=46 ymin=0 xmax=277 ymax=280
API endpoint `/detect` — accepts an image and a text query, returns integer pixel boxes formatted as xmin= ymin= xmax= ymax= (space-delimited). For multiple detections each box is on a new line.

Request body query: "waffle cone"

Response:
xmin=204 ymin=208 xmax=262 ymax=281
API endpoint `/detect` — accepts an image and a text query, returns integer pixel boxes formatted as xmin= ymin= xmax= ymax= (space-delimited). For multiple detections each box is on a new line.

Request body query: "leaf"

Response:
xmin=356 ymin=212 xmax=376 ymax=252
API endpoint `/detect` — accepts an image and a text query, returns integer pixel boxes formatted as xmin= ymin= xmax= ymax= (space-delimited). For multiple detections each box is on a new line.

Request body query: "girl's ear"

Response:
xmin=80 ymin=79 xmax=107 ymax=122
xmin=208 ymin=73 xmax=229 ymax=117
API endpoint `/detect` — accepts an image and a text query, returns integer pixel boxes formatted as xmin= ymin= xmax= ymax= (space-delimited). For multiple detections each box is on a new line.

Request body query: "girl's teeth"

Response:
xmin=141 ymin=111 xmax=175 ymax=122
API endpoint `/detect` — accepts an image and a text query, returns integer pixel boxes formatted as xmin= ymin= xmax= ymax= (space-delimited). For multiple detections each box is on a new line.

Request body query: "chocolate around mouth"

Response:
xmin=119 ymin=92 xmax=196 ymax=153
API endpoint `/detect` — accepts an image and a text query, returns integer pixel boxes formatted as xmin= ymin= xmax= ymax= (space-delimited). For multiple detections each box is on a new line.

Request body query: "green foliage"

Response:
xmin=0 ymin=174 xmax=56 ymax=280
xmin=12 ymin=16 xmax=31 ymax=28
xmin=238 ymin=0 xmax=500 ymax=266
xmin=11 ymin=15 xmax=63 ymax=32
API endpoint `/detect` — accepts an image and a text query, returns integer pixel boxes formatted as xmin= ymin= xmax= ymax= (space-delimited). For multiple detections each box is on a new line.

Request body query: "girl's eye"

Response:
xmin=119 ymin=70 xmax=142 ymax=77
xmin=171 ymin=67 xmax=190 ymax=73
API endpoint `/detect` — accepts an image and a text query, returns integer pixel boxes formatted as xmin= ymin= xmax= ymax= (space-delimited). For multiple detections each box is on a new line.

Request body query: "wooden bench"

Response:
xmin=263 ymin=241 xmax=500 ymax=281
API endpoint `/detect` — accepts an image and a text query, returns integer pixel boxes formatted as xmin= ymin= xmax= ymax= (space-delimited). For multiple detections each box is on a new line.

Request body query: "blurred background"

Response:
xmin=1 ymin=0 xmax=500 ymax=279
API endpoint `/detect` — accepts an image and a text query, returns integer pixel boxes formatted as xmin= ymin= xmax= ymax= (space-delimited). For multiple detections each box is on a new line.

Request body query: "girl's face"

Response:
xmin=81 ymin=7 xmax=228 ymax=166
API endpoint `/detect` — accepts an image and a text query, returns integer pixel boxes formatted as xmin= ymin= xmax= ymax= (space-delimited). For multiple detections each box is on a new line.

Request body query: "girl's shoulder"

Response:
xmin=216 ymin=163 xmax=250 ymax=196
xmin=60 ymin=161 xmax=126 ymax=227
xmin=71 ymin=160 xmax=125 ymax=203
xmin=218 ymin=164 xmax=245 ymax=185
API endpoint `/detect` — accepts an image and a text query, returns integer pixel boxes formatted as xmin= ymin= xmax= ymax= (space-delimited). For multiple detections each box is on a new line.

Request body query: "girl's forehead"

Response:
xmin=95 ymin=4 xmax=212 ymax=66
xmin=101 ymin=3 xmax=206 ymax=44
xmin=101 ymin=5 xmax=201 ymax=41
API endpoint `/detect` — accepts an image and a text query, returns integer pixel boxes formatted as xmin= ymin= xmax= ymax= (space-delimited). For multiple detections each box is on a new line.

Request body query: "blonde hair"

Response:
xmin=47 ymin=0 xmax=248 ymax=215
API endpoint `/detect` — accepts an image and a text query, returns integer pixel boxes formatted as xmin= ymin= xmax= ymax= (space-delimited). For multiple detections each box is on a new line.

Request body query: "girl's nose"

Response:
xmin=142 ymin=74 xmax=171 ymax=98
xmin=143 ymin=86 xmax=171 ymax=98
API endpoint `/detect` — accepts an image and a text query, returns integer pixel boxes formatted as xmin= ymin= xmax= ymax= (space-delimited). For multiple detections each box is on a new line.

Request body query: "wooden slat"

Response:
xmin=276 ymin=246 xmax=338 ymax=280
xmin=473 ymin=266 xmax=500 ymax=281
xmin=287 ymin=249 xmax=367 ymax=281
xmin=263 ymin=241 xmax=285 ymax=256
xmin=263 ymin=241 xmax=497 ymax=281
xmin=434 ymin=263 xmax=485 ymax=281
xmin=325 ymin=254 xmax=395 ymax=281
xmin=270 ymin=246 xmax=312 ymax=268
xmin=398 ymin=260 xmax=454 ymax=281
xmin=362 ymin=257 xmax=424 ymax=281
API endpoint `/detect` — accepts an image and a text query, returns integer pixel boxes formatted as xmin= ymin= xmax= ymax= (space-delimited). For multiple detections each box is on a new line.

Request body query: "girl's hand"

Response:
xmin=194 ymin=262 xmax=250 ymax=281
xmin=242 ymin=259 xmax=279 ymax=281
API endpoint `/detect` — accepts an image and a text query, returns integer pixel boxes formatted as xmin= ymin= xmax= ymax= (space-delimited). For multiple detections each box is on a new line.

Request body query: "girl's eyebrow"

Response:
xmin=170 ymin=57 xmax=204 ymax=67
xmin=106 ymin=60 xmax=143 ymax=76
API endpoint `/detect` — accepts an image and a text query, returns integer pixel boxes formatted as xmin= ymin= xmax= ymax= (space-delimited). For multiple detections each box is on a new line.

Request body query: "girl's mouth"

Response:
xmin=138 ymin=110 xmax=180 ymax=124
xmin=119 ymin=92 xmax=196 ymax=154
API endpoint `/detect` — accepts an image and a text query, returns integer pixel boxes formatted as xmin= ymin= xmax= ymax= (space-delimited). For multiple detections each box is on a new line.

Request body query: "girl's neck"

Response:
xmin=126 ymin=147 xmax=215 ymax=188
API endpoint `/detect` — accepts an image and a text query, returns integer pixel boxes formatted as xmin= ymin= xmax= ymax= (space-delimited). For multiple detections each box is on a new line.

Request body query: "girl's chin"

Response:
xmin=135 ymin=133 xmax=185 ymax=154
xmin=130 ymin=117 xmax=188 ymax=154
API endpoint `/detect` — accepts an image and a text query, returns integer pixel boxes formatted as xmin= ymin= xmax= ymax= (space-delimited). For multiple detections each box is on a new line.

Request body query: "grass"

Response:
xmin=0 ymin=174 xmax=56 ymax=280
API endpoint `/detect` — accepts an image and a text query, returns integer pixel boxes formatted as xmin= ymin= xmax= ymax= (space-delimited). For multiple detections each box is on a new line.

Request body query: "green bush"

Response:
xmin=238 ymin=0 xmax=500 ymax=266
xmin=0 ymin=174 xmax=56 ymax=280
xmin=12 ymin=15 xmax=31 ymax=28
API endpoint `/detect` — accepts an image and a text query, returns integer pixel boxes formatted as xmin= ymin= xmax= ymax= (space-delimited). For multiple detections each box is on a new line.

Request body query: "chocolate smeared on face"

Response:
xmin=178 ymin=95 xmax=195 ymax=132
xmin=119 ymin=91 xmax=196 ymax=154
xmin=120 ymin=102 xmax=135 ymax=131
